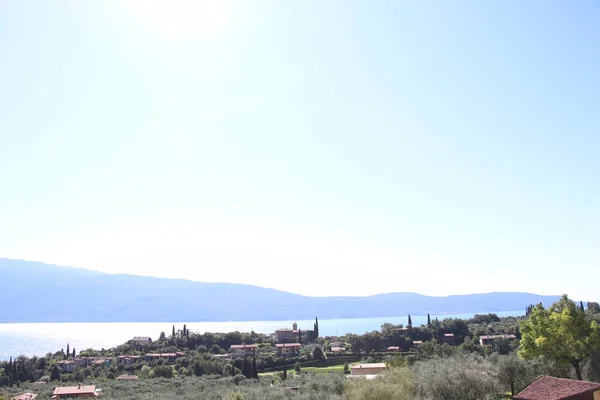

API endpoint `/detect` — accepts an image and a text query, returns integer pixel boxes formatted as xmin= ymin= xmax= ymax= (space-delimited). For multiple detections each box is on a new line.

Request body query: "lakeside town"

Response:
xmin=2 ymin=296 xmax=600 ymax=399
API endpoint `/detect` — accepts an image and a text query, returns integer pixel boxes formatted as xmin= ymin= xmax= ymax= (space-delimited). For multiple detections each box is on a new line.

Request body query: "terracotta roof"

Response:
xmin=53 ymin=386 xmax=97 ymax=396
xmin=11 ymin=393 xmax=37 ymax=400
xmin=351 ymin=363 xmax=387 ymax=369
xmin=331 ymin=346 xmax=346 ymax=352
xmin=230 ymin=344 xmax=258 ymax=349
xmin=275 ymin=343 xmax=301 ymax=347
xmin=480 ymin=334 xmax=517 ymax=340
xmin=116 ymin=374 xmax=139 ymax=380
xmin=514 ymin=376 xmax=600 ymax=400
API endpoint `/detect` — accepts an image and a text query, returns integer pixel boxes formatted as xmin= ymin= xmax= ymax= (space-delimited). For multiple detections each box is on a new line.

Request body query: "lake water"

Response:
xmin=0 ymin=310 xmax=523 ymax=360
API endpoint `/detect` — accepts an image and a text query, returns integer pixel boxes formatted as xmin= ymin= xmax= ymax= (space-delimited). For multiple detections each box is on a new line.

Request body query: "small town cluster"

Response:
xmin=3 ymin=297 xmax=600 ymax=400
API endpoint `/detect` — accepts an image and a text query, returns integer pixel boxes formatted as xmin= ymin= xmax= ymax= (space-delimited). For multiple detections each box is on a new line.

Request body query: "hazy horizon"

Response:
xmin=1 ymin=1 xmax=598 ymax=299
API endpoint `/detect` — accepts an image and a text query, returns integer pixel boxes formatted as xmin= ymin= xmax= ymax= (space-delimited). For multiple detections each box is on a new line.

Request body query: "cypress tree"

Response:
xmin=283 ymin=362 xmax=287 ymax=380
xmin=298 ymin=329 xmax=301 ymax=344
xmin=252 ymin=356 xmax=258 ymax=379
xmin=242 ymin=357 xmax=252 ymax=378
xmin=427 ymin=313 xmax=431 ymax=326
xmin=183 ymin=324 xmax=187 ymax=336
xmin=408 ymin=315 xmax=412 ymax=327
xmin=580 ymin=301 xmax=585 ymax=312
xmin=50 ymin=365 xmax=61 ymax=381
xmin=66 ymin=343 xmax=70 ymax=359
xmin=315 ymin=317 xmax=319 ymax=338
xmin=72 ymin=348 xmax=76 ymax=358
xmin=172 ymin=325 xmax=176 ymax=337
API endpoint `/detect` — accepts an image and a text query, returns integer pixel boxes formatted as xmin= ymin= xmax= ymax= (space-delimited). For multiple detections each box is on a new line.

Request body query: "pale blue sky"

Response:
xmin=1 ymin=1 xmax=599 ymax=299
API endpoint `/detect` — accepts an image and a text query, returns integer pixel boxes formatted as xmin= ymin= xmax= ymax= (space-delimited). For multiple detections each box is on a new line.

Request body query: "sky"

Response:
xmin=1 ymin=1 xmax=599 ymax=300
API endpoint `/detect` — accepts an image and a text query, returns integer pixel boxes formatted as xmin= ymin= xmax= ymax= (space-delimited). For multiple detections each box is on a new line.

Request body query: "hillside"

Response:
xmin=0 ymin=258 xmax=561 ymax=322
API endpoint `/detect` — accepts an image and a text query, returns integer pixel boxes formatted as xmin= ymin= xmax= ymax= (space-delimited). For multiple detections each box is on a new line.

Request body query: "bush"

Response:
xmin=412 ymin=353 xmax=499 ymax=400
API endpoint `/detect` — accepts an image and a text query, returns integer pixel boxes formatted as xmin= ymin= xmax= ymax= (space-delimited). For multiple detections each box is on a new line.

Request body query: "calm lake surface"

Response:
xmin=0 ymin=310 xmax=523 ymax=360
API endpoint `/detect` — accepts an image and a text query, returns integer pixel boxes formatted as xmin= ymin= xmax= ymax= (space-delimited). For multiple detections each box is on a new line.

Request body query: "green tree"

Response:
xmin=312 ymin=345 xmax=325 ymax=361
xmin=519 ymin=295 xmax=600 ymax=380
xmin=497 ymin=354 xmax=528 ymax=396
xmin=159 ymin=331 xmax=166 ymax=341
xmin=589 ymin=302 xmax=600 ymax=314
xmin=50 ymin=365 xmax=61 ymax=381
xmin=343 ymin=362 xmax=350 ymax=374
xmin=65 ymin=343 xmax=69 ymax=360
xmin=241 ymin=358 xmax=252 ymax=379
xmin=172 ymin=325 xmax=176 ymax=337
xmin=427 ymin=313 xmax=431 ymax=326
xmin=294 ymin=361 xmax=301 ymax=373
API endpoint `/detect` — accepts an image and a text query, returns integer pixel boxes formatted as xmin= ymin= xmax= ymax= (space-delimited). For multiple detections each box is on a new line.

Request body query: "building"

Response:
xmin=275 ymin=323 xmax=300 ymax=342
xmin=131 ymin=336 xmax=152 ymax=344
xmin=412 ymin=341 xmax=423 ymax=347
xmin=440 ymin=333 xmax=456 ymax=345
xmin=116 ymin=374 xmax=139 ymax=381
xmin=514 ymin=376 xmax=600 ymax=400
xmin=55 ymin=360 xmax=76 ymax=373
xmin=479 ymin=334 xmax=517 ymax=346
xmin=331 ymin=346 xmax=346 ymax=353
xmin=11 ymin=393 xmax=37 ymax=400
xmin=116 ymin=355 xmax=142 ymax=364
xmin=350 ymin=363 xmax=387 ymax=376
xmin=275 ymin=343 xmax=301 ymax=356
xmin=230 ymin=344 xmax=258 ymax=357
xmin=387 ymin=346 xmax=400 ymax=352
xmin=144 ymin=353 xmax=183 ymax=362
xmin=51 ymin=385 xmax=99 ymax=399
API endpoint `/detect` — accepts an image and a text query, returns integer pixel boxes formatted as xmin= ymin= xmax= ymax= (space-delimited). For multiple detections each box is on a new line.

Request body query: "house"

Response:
xmin=11 ymin=393 xmax=37 ymax=400
xmin=329 ymin=342 xmax=343 ymax=349
xmin=479 ymin=334 xmax=517 ymax=346
xmin=51 ymin=385 xmax=99 ymax=399
xmin=514 ymin=376 xmax=600 ymax=400
xmin=116 ymin=374 xmax=139 ymax=381
xmin=412 ymin=341 xmax=423 ymax=347
xmin=116 ymin=355 xmax=142 ymax=364
xmin=144 ymin=353 xmax=182 ymax=362
xmin=440 ymin=333 xmax=456 ymax=345
xmin=387 ymin=346 xmax=400 ymax=352
xmin=230 ymin=344 xmax=258 ymax=357
xmin=275 ymin=323 xmax=300 ymax=342
xmin=55 ymin=360 xmax=76 ymax=373
xmin=275 ymin=343 xmax=301 ymax=356
xmin=131 ymin=336 xmax=152 ymax=344
xmin=331 ymin=346 xmax=346 ymax=353
xmin=350 ymin=363 xmax=387 ymax=376
xmin=92 ymin=358 xmax=111 ymax=367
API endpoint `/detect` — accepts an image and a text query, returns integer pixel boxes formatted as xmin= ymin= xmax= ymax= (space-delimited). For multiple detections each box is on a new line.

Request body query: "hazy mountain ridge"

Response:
xmin=0 ymin=258 xmax=561 ymax=323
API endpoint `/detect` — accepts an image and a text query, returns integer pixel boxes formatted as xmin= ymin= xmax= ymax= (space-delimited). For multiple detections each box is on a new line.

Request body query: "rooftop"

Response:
xmin=11 ymin=393 xmax=37 ymax=400
xmin=275 ymin=343 xmax=302 ymax=347
xmin=480 ymin=334 xmax=517 ymax=339
xmin=52 ymin=385 xmax=97 ymax=396
xmin=351 ymin=363 xmax=387 ymax=369
xmin=514 ymin=376 xmax=600 ymax=400
xmin=230 ymin=344 xmax=258 ymax=349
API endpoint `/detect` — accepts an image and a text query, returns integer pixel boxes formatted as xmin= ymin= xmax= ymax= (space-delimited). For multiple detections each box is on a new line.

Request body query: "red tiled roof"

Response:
xmin=480 ymin=334 xmax=517 ymax=340
xmin=514 ymin=376 xmax=600 ymax=400
xmin=53 ymin=386 xmax=97 ymax=396
xmin=11 ymin=393 xmax=37 ymax=400
xmin=230 ymin=344 xmax=258 ymax=349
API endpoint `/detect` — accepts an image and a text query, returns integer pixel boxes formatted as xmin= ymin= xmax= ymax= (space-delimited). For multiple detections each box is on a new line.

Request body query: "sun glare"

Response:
xmin=124 ymin=0 xmax=233 ymax=39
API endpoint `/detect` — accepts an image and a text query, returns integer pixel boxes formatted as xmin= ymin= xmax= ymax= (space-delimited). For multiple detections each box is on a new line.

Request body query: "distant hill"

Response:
xmin=0 ymin=258 xmax=562 ymax=323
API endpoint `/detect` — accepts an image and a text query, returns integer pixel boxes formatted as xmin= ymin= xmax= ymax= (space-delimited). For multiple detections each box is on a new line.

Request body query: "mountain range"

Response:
xmin=0 ymin=258 xmax=562 ymax=323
